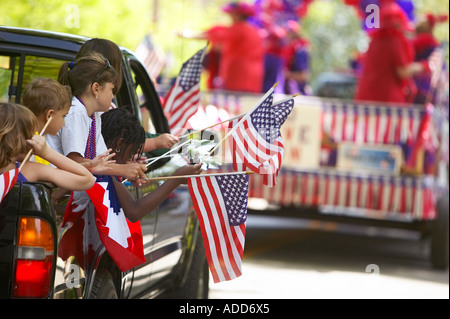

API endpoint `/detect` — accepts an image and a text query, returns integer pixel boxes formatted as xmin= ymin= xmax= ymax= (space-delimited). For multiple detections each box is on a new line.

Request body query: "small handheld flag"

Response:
xmin=163 ymin=47 xmax=206 ymax=131
xmin=229 ymin=95 xmax=294 ymax=187
xmin=187 ymin=172 xmax=249 ymax=283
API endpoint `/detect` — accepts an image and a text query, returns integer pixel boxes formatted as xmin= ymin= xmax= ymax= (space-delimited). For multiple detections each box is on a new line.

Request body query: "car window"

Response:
xmin=126 ymin=55 xmax=169 ymax=134
xmin=0 ymin=55 xmax=13 ymax=102
xmin=0 ymin=53 xmax=65 ymax=103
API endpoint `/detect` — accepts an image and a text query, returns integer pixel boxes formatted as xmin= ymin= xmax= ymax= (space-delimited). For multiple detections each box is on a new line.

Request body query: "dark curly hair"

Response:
xmin=101 ymin=108 xmax=145 ymax=161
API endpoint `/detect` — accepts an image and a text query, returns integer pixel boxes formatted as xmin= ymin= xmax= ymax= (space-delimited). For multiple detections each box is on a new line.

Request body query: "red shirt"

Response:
xmin=355 ymin=28 xmax=414 ymax=103
xmin=206 ymin=21 xmax=264 ymax=93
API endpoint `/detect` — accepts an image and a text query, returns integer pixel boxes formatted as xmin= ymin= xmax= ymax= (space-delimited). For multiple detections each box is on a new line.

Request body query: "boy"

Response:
xmin=22 ymin=77 xmax=72 ymax=164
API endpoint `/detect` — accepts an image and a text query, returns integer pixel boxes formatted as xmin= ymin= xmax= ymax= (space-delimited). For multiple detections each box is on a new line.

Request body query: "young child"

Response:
xmin=46 ymin=52 xmax=147 ymax=183
xmin=101 ymin=108 xmax=202 ymax=222
xmin=0 ymin=102 xmax=95 ymax=191
xmin=76 ymin=38 xmax=179 ymax=154
xmin=23 ymin=77 xmax=72 ymax=136
xmin=23 ymin=77 xmax=115 ymax=173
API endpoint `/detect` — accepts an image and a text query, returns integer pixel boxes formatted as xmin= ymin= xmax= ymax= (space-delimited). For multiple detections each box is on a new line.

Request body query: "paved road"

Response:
xmin=208 ymin=214 xmax=449 ymax=299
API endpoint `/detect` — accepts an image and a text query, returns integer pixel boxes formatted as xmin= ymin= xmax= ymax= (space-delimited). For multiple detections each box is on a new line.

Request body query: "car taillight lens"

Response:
xmin=13 ymin=217 xmax=54 ymax=298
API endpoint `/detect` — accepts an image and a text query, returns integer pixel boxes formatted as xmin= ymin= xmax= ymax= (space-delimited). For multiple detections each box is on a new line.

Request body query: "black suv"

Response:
xmin=0 ymin=26 xmax=209 ymax=299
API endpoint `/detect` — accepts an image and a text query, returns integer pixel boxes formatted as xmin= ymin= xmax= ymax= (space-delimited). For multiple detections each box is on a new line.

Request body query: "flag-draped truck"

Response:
xmin=0 ymin=26 xmax=209 ymax=299
xmin=198 ymin=88 xmax=449 ymax=270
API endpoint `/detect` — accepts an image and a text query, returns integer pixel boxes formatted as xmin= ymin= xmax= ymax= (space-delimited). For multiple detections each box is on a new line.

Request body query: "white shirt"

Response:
xmin=47 ymin=97 xmax=107 ymax=158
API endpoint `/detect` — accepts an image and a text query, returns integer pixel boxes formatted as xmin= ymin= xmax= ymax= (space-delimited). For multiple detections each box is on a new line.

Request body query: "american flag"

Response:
xmin=135 ymin=33 xmax=166 ymax=82
xmin=428 ymin=46 xmax=446 ymax=101
xmin=429 ymin=47 xmax=445 ymax=83
xmin=187 ymin=173 xmax=249 ymax=283
xmin=59 ymin=176 xmax=145 ymax=272
xmin=0 ymin=168 xmax=18 ymax=204
xmin=229 ymin=91 xmax=294 ymax=187
xmin=163 ymin=47 xmax=206 ymax=131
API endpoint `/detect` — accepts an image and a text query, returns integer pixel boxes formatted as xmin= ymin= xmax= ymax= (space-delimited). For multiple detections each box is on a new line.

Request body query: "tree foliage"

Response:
xmin=1 ymin=0 xmax=448 ymax=83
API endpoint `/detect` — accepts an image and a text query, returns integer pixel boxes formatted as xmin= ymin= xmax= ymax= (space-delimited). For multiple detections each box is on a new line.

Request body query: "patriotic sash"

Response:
xmin=249 ymin=169 xmax=438 ymax=221
xmin=0 ymin=168 xmax=19 ymax=205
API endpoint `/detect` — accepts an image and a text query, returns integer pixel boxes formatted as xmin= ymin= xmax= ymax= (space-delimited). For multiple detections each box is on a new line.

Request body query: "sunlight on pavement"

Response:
xmin=209 ymin=261 xmax=449 ymax=299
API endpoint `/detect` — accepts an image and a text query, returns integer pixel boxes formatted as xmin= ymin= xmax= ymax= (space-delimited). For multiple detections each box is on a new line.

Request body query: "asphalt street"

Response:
xmin=208 ymin=214 xmax=449 ymax=299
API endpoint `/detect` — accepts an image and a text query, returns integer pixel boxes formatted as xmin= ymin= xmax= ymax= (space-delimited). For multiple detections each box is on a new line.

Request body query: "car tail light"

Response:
xmin=13 ymin=217 xmax=54 ymax=298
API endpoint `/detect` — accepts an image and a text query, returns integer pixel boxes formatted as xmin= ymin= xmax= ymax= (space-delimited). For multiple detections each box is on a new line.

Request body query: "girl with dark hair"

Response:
xmin=100 ymin=108 xmax=202 ymax=222
xmin=75 ymin=38 xmax=123 ymax=94
xmin=75 ymin=38 xmax=179 ymax=153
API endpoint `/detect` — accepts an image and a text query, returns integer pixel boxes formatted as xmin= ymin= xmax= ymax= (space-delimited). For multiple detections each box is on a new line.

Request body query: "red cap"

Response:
xmin=380 ymin=2 xmax=414 ymax=31
xmin=222 ymin=2 xmax=255 ymax=17
xmin=426 ymin=13 xmax=449 ymax=29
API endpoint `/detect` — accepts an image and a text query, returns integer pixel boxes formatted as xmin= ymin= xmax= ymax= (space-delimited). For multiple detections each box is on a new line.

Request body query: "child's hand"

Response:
xmin=131 ymin=154 xmax=147 ymax=164
xmin=123 ymin=162 xmax=148 ymax=186
xmin=87 ymin=149 xmax=116 ymax=174
xmin=26 ymin=135 xmax=48 ymax=158
xmin=155 ymin=133 xmax=179 ymax=149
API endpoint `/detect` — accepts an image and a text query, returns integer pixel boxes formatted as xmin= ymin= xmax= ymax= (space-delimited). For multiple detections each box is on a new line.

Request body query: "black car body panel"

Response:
xmin=0 ymin=26 xmax=208 ymax=299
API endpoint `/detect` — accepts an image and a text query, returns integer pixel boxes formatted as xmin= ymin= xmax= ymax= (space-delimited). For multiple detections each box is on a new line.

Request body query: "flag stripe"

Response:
xmin=188 ymin=173 xmax=248 ymax=283
xmin=0 ymin=169 xmax=19 ymax=204
xmin=189 ymin=178 xmax=221 ymax=282
xmin=228 ymin=92 xmax=293 ymax=187
xmin=206 ymin=177 xmax=243 ymax=277
xmin=168 ymin=90 xmax=201 ymax=129
xmin=163 ymin=47 xmax=205 ymax=131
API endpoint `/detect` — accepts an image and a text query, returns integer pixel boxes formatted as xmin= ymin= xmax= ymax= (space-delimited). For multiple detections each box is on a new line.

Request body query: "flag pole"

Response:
xmin=18 ymin=116 xmax=53 ymax=172
xmin=178 ymin=113 xmax=245 ymax=139
xmin=180 ymin=92 xmax=298 ymax=139
xmin=143 ymin=170 xmax=254 ymax=181
xmin=145 ymin=139 xmax=192 ymax=168
xmin=200 ymin=83 xmax=278 ymax=165
xmin=121 ymin=138 xmax=193 ymax=184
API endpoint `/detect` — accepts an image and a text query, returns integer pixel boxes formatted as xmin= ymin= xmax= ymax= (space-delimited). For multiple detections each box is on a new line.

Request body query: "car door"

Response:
xmin=125 ymin=55 xmax=196 ymax=293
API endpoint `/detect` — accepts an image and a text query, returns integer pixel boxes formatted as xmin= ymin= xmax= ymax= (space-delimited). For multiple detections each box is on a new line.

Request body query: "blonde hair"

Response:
xmin=23 ymin=77 xmax=72 ymax=117
xmin=0 ymin=102 xmax=38 ymax=169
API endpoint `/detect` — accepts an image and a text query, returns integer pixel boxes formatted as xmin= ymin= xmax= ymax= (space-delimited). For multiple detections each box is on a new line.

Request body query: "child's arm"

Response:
xmin=21 ymin=135 xmax=95 ymax=190
xmin=80 ymin=149 xmax=116 ymax=174
xmin=113 ymin=164 xmax=202 ymax=223
xmin=67 ymin=151 xmax=147 ymax=183
xmin=143 ymin=133 xmax=179 ymax=152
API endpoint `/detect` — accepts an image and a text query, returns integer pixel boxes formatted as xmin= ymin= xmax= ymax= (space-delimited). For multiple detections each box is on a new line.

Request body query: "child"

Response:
xmin=101 ymin=108 xmax=202 ymax=222
xmin=23 ymin=77 xmax=72 ymax=136
xmin=76 ymin=38 xmax=179 ymax=154
xmin=47 ymin=52 xmax=147 ymax=183
xmin=23 ymin=77 xmax=115 ymax=173
xmin=0 ymin=102 xmax=95 ymax=191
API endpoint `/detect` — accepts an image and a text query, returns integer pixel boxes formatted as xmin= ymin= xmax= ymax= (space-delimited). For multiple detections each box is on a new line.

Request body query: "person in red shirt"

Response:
xmin=355 ymin=1 xmax=427 ymax=104
xmin=412 ymin=13 xmax=448 ymax=104
xmin=181 ymin=2 xmax=264 ymax=93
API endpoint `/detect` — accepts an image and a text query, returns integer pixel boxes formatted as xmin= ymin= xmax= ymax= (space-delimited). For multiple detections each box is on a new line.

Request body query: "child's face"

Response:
xmin=97 ymin=82 xmax=115 ymax=112
xmin=113 ymin=142 xmax=140 ymax=165
xmin=45 ymin=103 xmax=71 ymax=135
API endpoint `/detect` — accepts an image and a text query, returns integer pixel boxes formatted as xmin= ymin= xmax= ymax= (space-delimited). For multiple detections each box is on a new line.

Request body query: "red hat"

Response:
xmin=426 ymin=13 xmax=449 ymax=29
xmin=380 ymin=2 xmax=414 ymax=31
xmin=222 ymin=2 xmax=255 ymax=17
